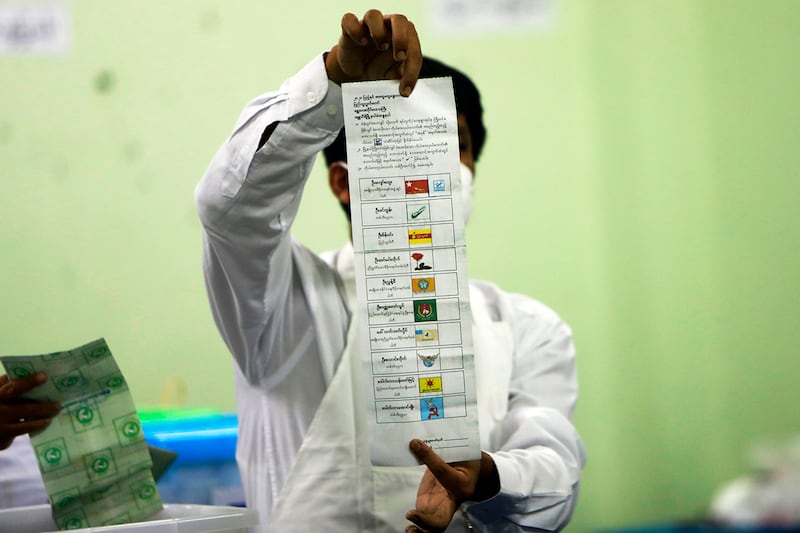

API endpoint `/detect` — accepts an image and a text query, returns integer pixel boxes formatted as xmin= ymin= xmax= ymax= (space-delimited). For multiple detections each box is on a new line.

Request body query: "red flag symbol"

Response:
xmin=405 ymin=179 xmax=429 ymax=195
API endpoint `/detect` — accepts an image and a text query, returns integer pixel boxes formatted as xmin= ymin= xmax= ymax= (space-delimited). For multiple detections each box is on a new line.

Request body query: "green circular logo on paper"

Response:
xmin=58 ymin=375 xmax=80 ymax=389
xmin=44 ymin=447 xmax=62 ymax=464
xmin=91 ymin=457 xmax=110 ymax=474
xmin=138 ymin=484 xmax=156 ymax=500
xmin=64 ymin=518 xmax=83 ymax=529
xmin=11 ymin=367 xmax=31 ymax=378
xmin=86 ymin=346 xmax=109 ymax=360
xmin=122 ymin=421 xmax=140 ymax=438
xmin=57 ymin=495 xmax=77 ymax=508
xmin=106 ymin=376 xmax=124 ymax=389
xmin=76 ymin=407 xmax=94 ymax=425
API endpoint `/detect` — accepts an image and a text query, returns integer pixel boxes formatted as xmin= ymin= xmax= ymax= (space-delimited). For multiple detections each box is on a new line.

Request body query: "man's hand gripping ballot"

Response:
xmin=325 ymin=9 xmax=423 ymax=97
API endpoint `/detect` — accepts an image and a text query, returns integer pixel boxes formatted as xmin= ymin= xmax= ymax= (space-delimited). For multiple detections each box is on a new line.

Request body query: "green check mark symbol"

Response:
xmin=411 ymin=206 xmax=426 ymax=219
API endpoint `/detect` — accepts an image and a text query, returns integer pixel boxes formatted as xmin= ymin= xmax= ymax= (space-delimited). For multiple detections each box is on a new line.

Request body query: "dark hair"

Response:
xmin=322 ymin=57 xmax=486 ymax=166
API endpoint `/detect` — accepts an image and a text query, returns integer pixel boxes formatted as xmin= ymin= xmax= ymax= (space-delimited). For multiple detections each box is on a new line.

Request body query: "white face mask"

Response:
xmin=459 ymin=162 xmax=474 ymax=227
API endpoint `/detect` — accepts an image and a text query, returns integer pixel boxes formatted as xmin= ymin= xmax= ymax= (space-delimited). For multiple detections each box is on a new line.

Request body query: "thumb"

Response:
xmin=409 ymin=439 xmax=461 ymax=488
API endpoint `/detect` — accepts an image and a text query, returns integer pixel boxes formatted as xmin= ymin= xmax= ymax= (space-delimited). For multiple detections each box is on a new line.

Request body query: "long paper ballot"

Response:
xmin=343 ymin=78 xmax=481 ymax=467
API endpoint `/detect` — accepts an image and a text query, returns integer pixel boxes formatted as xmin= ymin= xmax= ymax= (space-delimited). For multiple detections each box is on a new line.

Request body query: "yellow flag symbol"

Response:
xmin=408 ymin=228 xmax=433 ymax=246
xmin=419 ymin=375 xmax=443 ymax=394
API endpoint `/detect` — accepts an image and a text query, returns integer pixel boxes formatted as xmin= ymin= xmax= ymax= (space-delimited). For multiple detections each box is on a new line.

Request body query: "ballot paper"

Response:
xmin=343 ymin=78 xmax=481 ymax=466
xmin=1 ymin=339 xmax=162 ymax=529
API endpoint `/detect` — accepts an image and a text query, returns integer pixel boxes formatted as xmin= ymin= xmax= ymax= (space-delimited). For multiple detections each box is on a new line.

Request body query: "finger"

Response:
xmin=404 ymin=512 xmax=427 ymax=532
xmin=398 ymin=22 xmax=422 ymax=96
xmin=410 ymin=439 xmax=463 ymax=488
xmin=0 ymin=400 xmax=61 ymax=422
xmin=405 ymin=510 xmax=444 ymax=533
xmin=363 ymin=9 xmax=390 ymax=51
xmin=340 ymin=12 xmax=367 ymax=48
xmin=405 ymin=510 xmax=426 ymax=525
xmin=0 ymin=417 xmax=53 ymax=439
xmin=388 ymin=14 xmax=409 ymax=61
xmin=0 ymin=372 xmax=47 ymax=400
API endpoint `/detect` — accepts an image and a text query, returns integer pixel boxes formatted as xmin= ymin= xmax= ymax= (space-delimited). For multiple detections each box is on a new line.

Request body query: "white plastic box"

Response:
xmin=0 ymin=503 xmax=258 ymax=533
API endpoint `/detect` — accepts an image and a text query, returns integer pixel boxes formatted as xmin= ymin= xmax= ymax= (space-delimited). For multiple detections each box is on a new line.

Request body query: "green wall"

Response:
xmin=2 ymin=1 xmax=798 ymax=530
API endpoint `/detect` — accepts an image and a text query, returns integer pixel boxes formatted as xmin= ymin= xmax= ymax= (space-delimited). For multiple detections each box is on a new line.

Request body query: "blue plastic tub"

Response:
xmin=141 ymin=414 xmax=243 ymax=506
xmin=142 ymin=413 xmax=238 ymax=465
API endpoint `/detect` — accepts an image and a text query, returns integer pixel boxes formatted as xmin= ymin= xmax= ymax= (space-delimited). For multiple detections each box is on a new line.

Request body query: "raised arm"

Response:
xmin=195 ymin=10 xmax=422 ymax=385
xmin=195 ymin=51 xmax=341 ymax=384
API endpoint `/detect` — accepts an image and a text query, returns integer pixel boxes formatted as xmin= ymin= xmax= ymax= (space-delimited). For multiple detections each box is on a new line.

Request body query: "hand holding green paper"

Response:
xmin=0 ymin=372 xmax=61 ymax=450
xmin=0 ymin=339 xmax=162 ymax=530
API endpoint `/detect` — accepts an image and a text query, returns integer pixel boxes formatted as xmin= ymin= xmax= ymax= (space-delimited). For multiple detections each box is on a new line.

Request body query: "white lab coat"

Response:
xmin=196 ymin=53 xmax=585 ymax=531
xmin=0 ymin=434 xmax=48 ymax=509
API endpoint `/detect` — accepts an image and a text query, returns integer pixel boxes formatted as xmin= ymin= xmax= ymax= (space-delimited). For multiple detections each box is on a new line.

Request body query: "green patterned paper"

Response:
xmin=1 ymin=339 xmax=162 ymax=529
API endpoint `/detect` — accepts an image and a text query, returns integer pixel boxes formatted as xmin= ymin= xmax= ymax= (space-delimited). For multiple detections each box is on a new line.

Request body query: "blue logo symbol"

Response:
xmin=422 ymin=397 xmax=444 ymax=420
xmin=433 ymin=179 xmax=445 ymax=192
xmin=418 ymin=351 xmax=439 ymax=368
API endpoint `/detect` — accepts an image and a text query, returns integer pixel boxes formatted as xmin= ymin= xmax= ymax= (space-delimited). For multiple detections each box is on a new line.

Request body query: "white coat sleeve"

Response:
xmin=466 ymin=284 xmax=586 ymax=532
xmin=195 ymin=54 xmax=344 ymax=384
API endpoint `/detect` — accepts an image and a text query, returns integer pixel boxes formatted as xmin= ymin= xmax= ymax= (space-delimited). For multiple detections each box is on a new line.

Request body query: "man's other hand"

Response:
xmin=405 ymin=439 xmax=500 ymax=532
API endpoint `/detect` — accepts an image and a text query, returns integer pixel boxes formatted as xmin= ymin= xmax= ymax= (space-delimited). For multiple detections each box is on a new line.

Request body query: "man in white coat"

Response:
xmin=196 ymin=9 xmax=585 ymax=532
